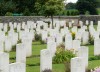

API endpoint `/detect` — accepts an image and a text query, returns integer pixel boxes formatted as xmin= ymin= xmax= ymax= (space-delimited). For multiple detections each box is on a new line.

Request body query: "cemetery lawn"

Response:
xmin=9 ymin=41 xmax=100 ymax=72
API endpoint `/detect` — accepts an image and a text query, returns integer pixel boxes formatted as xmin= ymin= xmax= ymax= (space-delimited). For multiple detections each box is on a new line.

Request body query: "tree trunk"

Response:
xmin=51 ymin=15 xmax=54 ymax=29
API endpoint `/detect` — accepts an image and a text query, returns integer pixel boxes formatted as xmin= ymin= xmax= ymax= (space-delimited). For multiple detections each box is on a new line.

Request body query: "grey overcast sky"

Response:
xmin=67 ymin=0 xmax=78 ymax=3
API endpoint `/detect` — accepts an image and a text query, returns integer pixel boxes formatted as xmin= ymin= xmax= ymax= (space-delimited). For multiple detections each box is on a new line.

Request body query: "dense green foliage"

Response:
xmin=0 ymin=0 xmax=100 ymax=16
xmin=89 ymin=55 xmax=100 ymax=61
xmin=53 ymin=44 xmax=75 ymax=64
xmin=66 ymin=3 xmax=76 ymax=9
xmin=76 ymin=0 xmax=98 ymax=15
xmin=9 ymin=40 xmax=100 ymax=72
xmin=0 ymin=0 xmax=64 ymax=16
xmin=53 ymin=50 xmax=75 ymax=63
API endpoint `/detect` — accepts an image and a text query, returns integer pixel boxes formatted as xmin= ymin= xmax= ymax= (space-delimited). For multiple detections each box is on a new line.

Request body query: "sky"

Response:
xmin=66 ymin=0 xmax=78 ymax=3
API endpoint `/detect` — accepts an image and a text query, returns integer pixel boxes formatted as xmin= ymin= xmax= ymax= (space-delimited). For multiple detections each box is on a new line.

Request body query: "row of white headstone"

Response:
xmin=40 ymin=46 xmax=89 ymax=72
xmin=0 ymin=52 xmax=26 ymax=72
xmin=0 ymin=20 xmax=99 ymax=72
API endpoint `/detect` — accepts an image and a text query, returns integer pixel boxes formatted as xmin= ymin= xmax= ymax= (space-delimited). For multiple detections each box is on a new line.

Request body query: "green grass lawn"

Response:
xmin=9 ymin=41 xmax=100 ymax=72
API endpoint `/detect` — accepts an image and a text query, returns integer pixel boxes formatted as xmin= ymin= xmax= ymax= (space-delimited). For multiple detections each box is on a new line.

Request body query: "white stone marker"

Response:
xmin=5 ymin=37 xmax=12 ymax=52
xmin=0 ymin=52 xmax=9 ymax=72
xmin=47 ymin=41 xmax=56 ymax=57
xmin=14 ymin=22 xmax=17 ymax=29
xmin=77 ymin=46 xmax=88 ymax=67
xmin=93 ymin=31 xmax=99 ymax=40
xmin=71 ymin=26 xmax=77 ymax=34
xmin=16 ymin=43 xmax=26 ymax=63
xmin=9 ymin=62 xmax=26 ymax=72
xmin=42 ymin=31 xmax=48 ymax=42
xmin=72 ymin=40 xmax=81 ymax=52
xmin=71 ymin=57 xmax=85 ymax=72
xmin=22 ymin=38 xmax=32 ymax=57
xmin=65 ymin=34 xmax=73 ymax=50
xmin=47 ymin=36 xmax=55 ymax=43
xmin=94 ymin=39 xmax=100 ymax=55
xmin=86 ymin=20 xmax=89 ymax=25
xmin=56 ymin=34 xmax=63 ymax=46
xmin=82 ymin=31 xmax=89 ymax=45
xmin=0 ymin=41 xmax=4 ymax=52
xmin=4 ymin=24 xmax=8 ymax=32
xmin=40 ymin=49 xmax=52 ymax=72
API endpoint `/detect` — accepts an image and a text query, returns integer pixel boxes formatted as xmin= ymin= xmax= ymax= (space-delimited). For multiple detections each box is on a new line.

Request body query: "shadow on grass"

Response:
xmin=27 ymin=63 xmax=40 ymax=66
xmin=10 ymin=57 xmax=16 ymax=60
xmin=27 ymin=55 xmax=40 ymax=58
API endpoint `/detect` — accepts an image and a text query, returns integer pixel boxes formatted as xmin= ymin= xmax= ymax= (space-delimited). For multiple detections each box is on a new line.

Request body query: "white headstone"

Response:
xmin=16 ymin=43 xmax=26 ymax=63
xmin=94 ymin=39 xmax=100 ymax=55
xmin=72 ymin=40 xmax=81 ymax=52
xmin=56 ymin=34 xmax=63 ymax=46
xmin=82 ymin=31 xmax=89 ymax=45
xmin=5 ymin=37 xmax=12 ymax=52
xmin=77 ymin=46 xmax=88 ymax=67
xmin=47 ymin=41 xmax=56 ymax=57
xmin=40 ymin=49 xmax=52 ymax=72
xmin=9 ymin=62 xmax=26 ymax=72
xmin=22 ymin=38 xmax=32 ymax=57
xmin=65 ymin=34 xmax=73 ymax=50
xmin=0 ymin=52 xmax=9 ymax=72
xmin=71 ymin=57 xmax=85 ymax=72
xmin=0 ymin=41 xmax=4 ymax=52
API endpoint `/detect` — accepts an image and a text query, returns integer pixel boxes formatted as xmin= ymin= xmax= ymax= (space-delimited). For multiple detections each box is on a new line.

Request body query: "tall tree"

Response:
xmin=66 ymin=2 xmax=76 ymax=9
xmin=43 ymin=0 xmax=64 ymax=28
xmin=76 ymin=0 xmax=98 ymax=15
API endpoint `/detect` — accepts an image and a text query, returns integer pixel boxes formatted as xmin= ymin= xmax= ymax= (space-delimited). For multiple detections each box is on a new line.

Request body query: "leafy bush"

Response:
xmin=35 ymin=33 xmax=42 ymax=41
xmin=89 ymin=55 xmax=100 ymax=61
xmin=53 ymin=49 xmax=75 ymax=64
xmin=53 ymin=44 xmax=75 ymax=72
xmin=40 ymin=39 xmax=46 ymax=44
xmin=5 ymin=12 xmax=13 ymax=16
xmin=89 ymin=35 xmax=94 ymax=45
xmin=56 ymin=43 xmax=65 ymax=53
xmin=67 ymin=11 xmax=70 ymax=16
xmin=23 ymin=7 xmax=30 ymax=16
xmin=12 ymin=45 xmax=16 ymax=52
xmin=35 ymin=33 xmax=46 ymax=44
xmin=71 ymin=32 xmax=75 ymax=40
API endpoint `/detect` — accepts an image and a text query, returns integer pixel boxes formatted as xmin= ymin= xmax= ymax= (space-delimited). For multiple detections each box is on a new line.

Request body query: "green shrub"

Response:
xmin=35 ymin=33 xmax=46 ymax=44
xmin=53 ymin=50 xmax=75 ymax=64
xmin=40 ymin=39 xmax=46 ymax=44
xmin=35 ymin=33 xmax=41 ymax=41
xmin=71 ymin=32 xmax=75 ymax=40
xmin=89 ymin=35 xmax=94 ymax=45
xmin=12 ymin=45 xmax=16 ymax=52
xmin=5 ymin=12 xmax=13 ymax=16
xmin=89 ymin=55 xmax=100 ymax=61
xmin=67 ymin=11 xmax=70 ymax=16
xmin=56 ymin=43 xmax=65 ymax=52
xmin=23 ymin=7 xmax=30 ymax=16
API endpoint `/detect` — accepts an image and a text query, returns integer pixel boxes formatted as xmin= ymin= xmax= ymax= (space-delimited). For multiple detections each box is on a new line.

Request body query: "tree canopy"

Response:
xmin=76 ymin=0 xmax=98 ymax=15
